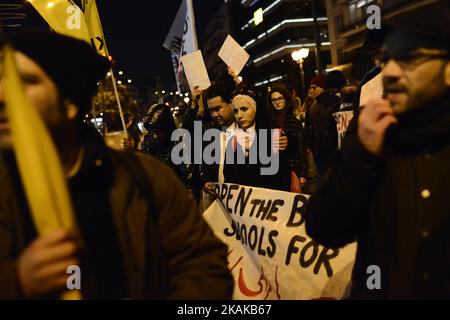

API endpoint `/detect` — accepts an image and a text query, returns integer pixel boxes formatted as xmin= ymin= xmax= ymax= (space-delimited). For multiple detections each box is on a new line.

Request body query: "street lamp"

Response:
xmin=291 ymin=48 xmax=309 ymax=96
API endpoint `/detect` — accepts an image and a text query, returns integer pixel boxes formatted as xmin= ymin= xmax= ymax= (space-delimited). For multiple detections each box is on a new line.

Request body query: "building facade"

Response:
xmin=202 ymin=0 xmax=332 ymax=97
xmin=326 ymin=0 xmax=430 ymax=72
xmin=238 ymin=0 xmax=331 ymax=95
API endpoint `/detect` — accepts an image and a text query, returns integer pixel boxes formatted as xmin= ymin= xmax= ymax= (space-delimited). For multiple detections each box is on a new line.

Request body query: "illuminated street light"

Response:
xmin=127 ymin=79 xmax=132 ymax=84
xmin=162 ymin=90 xmax=166 ymax=94
xmin=117 ymin=80 xmax=122 ymax=85
xmin=291 ymin=48 xmax=310 ymax=95
xmin=184 ymin=97 xmax=190 ymax=104
xmin=118 ymin=71 xmax=123 ymax=75
xmin=291 ymin=48 xmax=309 ymax=62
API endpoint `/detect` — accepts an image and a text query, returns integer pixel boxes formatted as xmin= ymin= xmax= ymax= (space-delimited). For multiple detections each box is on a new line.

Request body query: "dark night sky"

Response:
xmin=13 ymin=0 xmax=223 ymax=91
xmin=95 ymin=0 xmax=224 ymax=91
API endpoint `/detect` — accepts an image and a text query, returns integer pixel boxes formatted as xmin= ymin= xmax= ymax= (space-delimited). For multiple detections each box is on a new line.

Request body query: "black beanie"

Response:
xmin=384 ymin=0 xmax=450 ymax=53
xmin=0 ymin=29 xmax=111 ymax=114
xmin=325 ymin=70 xmax=347 ymax=91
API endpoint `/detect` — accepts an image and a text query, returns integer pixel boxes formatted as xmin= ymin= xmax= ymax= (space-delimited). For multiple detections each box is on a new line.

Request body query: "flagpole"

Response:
xmin=87 ymin=0 xmax=128 ymax=134
xmin=109 ymin=71 xmax=128 ymax=134
xmin=187 ymin=0 xmax=198 ymax=51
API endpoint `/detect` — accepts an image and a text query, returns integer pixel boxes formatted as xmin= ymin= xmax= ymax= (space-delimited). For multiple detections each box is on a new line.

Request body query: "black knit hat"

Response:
xmin=325 ymin=70 xmax=347 ymax=91
xmin=384 ymin=0 xmax=450 ymax=53
xmin=0 ymin=29 xmax=111 ymax=114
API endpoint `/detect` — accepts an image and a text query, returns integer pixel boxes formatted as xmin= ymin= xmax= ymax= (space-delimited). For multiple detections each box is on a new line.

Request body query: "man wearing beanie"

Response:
xmin=304 ymin=73 xmax=341 ymax=184
xmin=308 ymin=74 xmax=326 ymax=99
xmin=305 ymin=0 xmax=450 ymax=299
xmin=0 ymin=30 xmax=233 ymax=299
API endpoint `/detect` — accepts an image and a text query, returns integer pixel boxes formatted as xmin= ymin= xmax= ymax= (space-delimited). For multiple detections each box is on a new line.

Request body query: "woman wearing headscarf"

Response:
xmin=223 ymin=90 xmax=291 ymax=191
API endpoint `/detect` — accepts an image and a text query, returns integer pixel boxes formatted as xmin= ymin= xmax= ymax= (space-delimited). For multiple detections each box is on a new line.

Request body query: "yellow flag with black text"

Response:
xmin=81 ymin=0 xmax=109 ymax=56
xmin=29 ymin=0 xmax=108 ymax=57
xmin=29 ymin=0 xmax=90 ymax=43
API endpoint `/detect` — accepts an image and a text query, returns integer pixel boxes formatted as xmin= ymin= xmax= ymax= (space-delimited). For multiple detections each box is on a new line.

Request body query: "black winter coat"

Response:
xmin=305 ymin=98 xmax=450 ymax=299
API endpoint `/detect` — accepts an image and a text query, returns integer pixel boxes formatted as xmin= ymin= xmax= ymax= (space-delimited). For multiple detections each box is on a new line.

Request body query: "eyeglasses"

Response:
xmin=374 ymin=50 xmax=449 ymax=70
xmin=271 ymin=97 xmax=285 ymax=104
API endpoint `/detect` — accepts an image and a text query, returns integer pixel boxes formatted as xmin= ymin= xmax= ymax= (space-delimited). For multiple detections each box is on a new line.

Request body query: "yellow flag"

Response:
xmin=2 ymin=45 xmax=81 ymax=300
xmin=82 ymin=0 xmax=109 ymax=56
xmin=29 ymin=0 xmax=90 ymax=43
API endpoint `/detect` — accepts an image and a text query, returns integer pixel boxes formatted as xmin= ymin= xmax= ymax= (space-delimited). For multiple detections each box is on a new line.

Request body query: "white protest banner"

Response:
xmin=359 ymin=72 xmax=383 ymax=107
xmin=333 ymin=110 xmax=354 ymax=149
xmin=181 ymin=50 xmax=211 ymax=92
xmin=163 ymin=0 xmax=198 ymax=91
xmin=218 ymin=35 xmax=250 ymax=75
xmin=203 ymin=183 xmax=356 ymax=300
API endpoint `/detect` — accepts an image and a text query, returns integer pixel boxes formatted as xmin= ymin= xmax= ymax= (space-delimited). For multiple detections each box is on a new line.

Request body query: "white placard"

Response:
xmin=218 ymin=35 xmax=250 ymax=75
xmin=181 ymin=50 xmax=211 ymax=92
xmin=359 ymin=72 xmax=383 ymax=107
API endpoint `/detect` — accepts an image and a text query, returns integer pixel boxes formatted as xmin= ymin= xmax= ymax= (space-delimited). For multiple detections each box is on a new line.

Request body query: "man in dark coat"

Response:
xmin=0 ymin=30 xmax=233 ymax=299
xmin=304 ymin=74 xmax=341 ymax=184
xmin=305 ymin=0 xmax=450 ymax=299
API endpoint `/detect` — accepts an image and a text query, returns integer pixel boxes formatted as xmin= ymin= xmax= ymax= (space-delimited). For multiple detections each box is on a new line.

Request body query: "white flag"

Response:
xmin=163 ymin=0 xmax=198 ymax=56
xmin=163 ymin=0 xmax=198 ymax=91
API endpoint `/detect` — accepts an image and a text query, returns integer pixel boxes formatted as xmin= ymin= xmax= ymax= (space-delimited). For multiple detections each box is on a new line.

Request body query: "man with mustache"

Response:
xmin=305 ymin=0 xmax=450 ymax=299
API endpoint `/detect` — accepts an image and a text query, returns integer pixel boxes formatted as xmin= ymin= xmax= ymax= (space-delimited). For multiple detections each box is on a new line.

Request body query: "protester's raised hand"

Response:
xmin=227 ymin=67 xmax=241 ymax=85
xmin=17 ymin=229 xmax=79 ymax=298
xmin=358 ymin=99 xmax=398 ymax=155
xmin=203 ymin=182 xmax=217 ymax=197
xmin=191 ymin=86 xmax=203 ymax=103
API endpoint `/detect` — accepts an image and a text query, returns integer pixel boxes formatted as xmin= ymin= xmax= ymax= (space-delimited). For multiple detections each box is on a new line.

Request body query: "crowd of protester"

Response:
xmin=1 ymin=0 xmax=449 ymax=300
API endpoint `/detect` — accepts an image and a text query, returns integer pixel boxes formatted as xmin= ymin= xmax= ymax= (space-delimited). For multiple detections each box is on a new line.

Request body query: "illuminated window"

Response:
xmin=254 ymin=8 xmax=263 ymax=26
